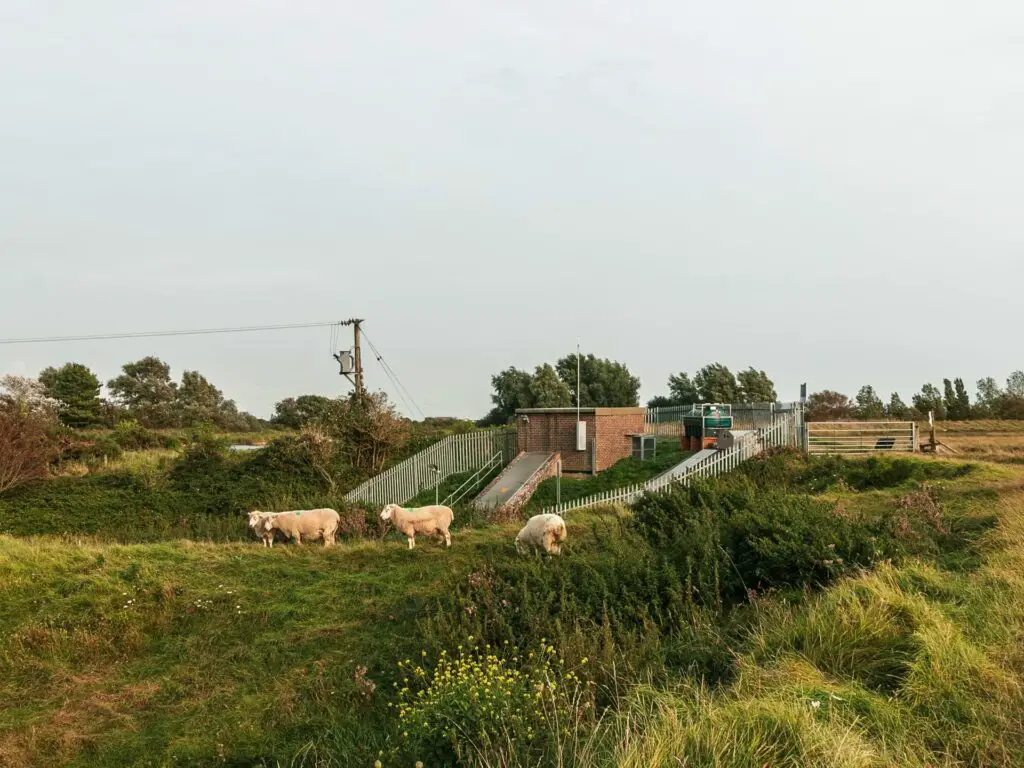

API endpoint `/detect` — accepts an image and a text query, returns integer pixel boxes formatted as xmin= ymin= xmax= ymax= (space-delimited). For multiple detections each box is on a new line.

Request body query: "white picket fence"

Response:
xmin=344 ymin=429 xmax=516 ymax=506
xmin=540 ymin=412 xmax=799 ymax=516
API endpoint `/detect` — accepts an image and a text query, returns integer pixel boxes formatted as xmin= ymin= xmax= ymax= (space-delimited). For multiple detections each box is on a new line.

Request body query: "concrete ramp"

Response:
xmin=474 ymin=452 xmax=555 ymax=511
xmin=653 ymin=449 xmax=719 ymax=483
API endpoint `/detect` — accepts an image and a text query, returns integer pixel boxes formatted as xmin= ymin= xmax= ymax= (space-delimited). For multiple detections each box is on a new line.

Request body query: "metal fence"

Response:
xmin=805 ymin=422 xmax=917 ymax=455
xmin=645 ymin=402 xmax=786 ymax=435
xmin=541 ymin=412 xmax=799 ymax=516
xmin=344 ymin=428 xmax=517 ymax=506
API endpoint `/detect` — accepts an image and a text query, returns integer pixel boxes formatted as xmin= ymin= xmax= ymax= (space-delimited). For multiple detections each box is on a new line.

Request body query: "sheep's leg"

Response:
xmin=444 ymin=530 xmax=451 ymax=548
xmin=407 ymin=536 xmax=415 ymax=550
xmin=295 ymin=532 xmax=302 ymax=545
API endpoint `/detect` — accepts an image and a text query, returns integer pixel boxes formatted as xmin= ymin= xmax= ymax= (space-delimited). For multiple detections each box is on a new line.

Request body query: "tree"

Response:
xmin=0 ymin=376 xmax=59 ymax=419
xmin=666 ymin=372 xmax=699 ymax=405
xmin=107 ymin=357 xmax=178 ymax=427
xmin=805 ymin=390 xmax=854 ymax=421
xmin=647 ymin=395 xmax=676 ymax=408
xmin=694 ymin=363 xmax=740 ymax=403
xmin=854 ymin=385 xmax=885 ymax=420
xmin=297 ymin=425 xmax=338 ymax=490
xmin=942 ymin=379 xmax=959 ymax=420
xmin=528 ymin=364 xmax=573 ymax=408
xmin=319 ymin=392 xmax=409 ymax=475
xmin=737 ymin=367 xmax=777 ymax=403
xmin=38 ymin=363 xmax=102 ymax=427
xmin=272 ymin=395 xmax=334 ymax=429
xmin=555 ymin=354 xmax=640 ymax=408
xmin=0 ymin=409 xmax=62 ymax=495
xmin=912 ymin=383 xmax=946 ymax=420
xmin=953 ymin=378 xmax=972 ymax=420
xmin=887 ymin=393 xmax=909 ymax=419
xmin=976 ymin=377 xmax=1003 ymax=417
xmin=175 ymin=371 xmax=226 ymax=426
xmin=487 ymin=367 xmax=534 ymax=424
xmin=1007 ymin=371 xmax=1024 ymax=398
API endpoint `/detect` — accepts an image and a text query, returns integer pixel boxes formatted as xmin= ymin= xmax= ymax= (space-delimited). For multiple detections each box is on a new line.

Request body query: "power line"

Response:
xmin=0 ymin=321 xmax=345 ymax=346
xmin=362 ymin=331 xmax=426 ymax=419
xmin=366 ymin=341 xmax=421 ymax=419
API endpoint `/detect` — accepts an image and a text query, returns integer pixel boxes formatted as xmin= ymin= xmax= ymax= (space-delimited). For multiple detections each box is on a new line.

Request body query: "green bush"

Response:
xmin=111 ymin=420 xmax=177 ymax=451
xmin=61 ymin=435 xmax=124 ymax=466
xmin=738 ymin=450 xmax=974 ymax=493
xmin=631 ymin=477 xmax=930 ymax=605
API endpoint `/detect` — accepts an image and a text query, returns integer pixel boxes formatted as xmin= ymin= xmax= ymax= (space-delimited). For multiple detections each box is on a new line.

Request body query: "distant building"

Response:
xmin=514 ymin=407 xmax=645 ymax=474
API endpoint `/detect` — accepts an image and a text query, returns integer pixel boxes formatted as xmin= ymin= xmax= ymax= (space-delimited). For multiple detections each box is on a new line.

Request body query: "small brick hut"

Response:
xmin=514 ymin=407 xmax=646 ymax=474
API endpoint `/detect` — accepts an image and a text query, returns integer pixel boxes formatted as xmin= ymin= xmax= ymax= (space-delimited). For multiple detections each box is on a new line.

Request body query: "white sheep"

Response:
xmin=515 ymin=513 xmax=567 ymax=556
xmin=261 ymin=508 xmax=341 ymax=546
xmin=380 ymin=503 xmax=454 ymax=550
xmin=247 ymin=510 xmax=287 ymax=547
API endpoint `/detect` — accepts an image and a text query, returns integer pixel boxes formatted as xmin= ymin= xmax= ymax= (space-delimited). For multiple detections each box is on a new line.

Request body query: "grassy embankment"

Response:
xmin=1 ymin=442 xmax=1023 ymax=765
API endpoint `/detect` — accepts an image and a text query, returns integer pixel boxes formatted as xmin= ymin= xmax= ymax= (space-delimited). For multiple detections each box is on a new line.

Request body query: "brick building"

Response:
xmin=514 ymin=407 xmax=646 ymax=474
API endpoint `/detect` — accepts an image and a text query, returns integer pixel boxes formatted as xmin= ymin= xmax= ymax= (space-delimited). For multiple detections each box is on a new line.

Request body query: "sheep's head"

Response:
xmin=247 ymin=510 xmax=264 ymax=530
xmin=380 ymin=504 xmax=397 ymax=521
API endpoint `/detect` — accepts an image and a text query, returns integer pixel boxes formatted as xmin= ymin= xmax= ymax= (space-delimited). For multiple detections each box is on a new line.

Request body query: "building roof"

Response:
xmin=514 ymin=407 xmax=646 ymax=416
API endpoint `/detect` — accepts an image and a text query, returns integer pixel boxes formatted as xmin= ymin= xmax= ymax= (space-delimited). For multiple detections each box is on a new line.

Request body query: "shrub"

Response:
xmin=392 ymin=640 xmax=593 ymax=764
xmin=61 ymin=435 xmax=124 ymax=467
xmin=336 ymin=506 xmax=373 ymax=539
xmin=632 ymin=479 xmax=903 ymax=605
xmin=110 ymin=420 xmax=180 ymax=451
xmin=0 ymin=410 xmax=63 ymax=495
xmin=737 ymin=451 xmax=974 ymax=494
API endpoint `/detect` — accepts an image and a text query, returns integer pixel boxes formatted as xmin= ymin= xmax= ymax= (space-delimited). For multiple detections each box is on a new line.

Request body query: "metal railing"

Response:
xmin=805 ymin=421 xmax=917 ymax=455
xmin=541 ymin=412 xmax=799 ymax=516
xmin=344 ymin=428 xmax=517 ymax=506
xmin=645 ymin=402 xmax=783 ymax=434
xmin=443 ymin=452 xmax=504 ymax=507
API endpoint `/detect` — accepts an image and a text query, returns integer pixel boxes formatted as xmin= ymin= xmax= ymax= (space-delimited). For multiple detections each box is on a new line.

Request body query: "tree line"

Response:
xmin=8 ymin=357 xmax=264 ymax=431
xmin=480 ymin=356 xmax=778 ymax=424
xmin=479 ymin=353 xmax=642 ymax=425
xmin=807 ymin=373 xmax=1024 ymax=422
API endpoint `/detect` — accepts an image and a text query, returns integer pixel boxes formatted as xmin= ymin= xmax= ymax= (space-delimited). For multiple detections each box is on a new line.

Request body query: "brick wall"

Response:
xmin=514 ymin=408 xmax=645 ymax=474
xmin=517 ymin=412 xmax=595 ymax=472
xmin=594 ymin=410 xmax=645 ymax=471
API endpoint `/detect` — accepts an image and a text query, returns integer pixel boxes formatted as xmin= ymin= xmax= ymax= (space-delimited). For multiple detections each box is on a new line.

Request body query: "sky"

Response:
xmin=1 ymin=1 xmax=1022 ymax=419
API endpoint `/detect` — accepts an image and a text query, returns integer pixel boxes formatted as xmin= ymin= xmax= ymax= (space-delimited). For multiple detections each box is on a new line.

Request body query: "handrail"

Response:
xmin=443 ymin=452 xmax=504 ymax=507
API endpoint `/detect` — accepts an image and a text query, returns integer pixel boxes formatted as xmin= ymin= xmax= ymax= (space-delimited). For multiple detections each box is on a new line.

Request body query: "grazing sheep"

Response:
xmin=262 ymin=508 xmax=341 ymax=546
xmin=515 ymin=513 xmax=567 ymax=556
xmin=380 ymin=503 xmax=454 ymax=550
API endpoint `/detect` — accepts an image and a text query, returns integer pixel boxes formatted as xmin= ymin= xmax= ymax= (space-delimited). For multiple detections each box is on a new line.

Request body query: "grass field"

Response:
xmin=918 ymin=420 xmax=1024 ymax=464
xmin=2 ymin=450 xmax=1023 ymax=766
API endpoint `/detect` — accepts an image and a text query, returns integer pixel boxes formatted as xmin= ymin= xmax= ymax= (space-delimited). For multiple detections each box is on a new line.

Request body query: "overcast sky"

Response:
xmin=2 ymin=1 xmax=1022 ymax=419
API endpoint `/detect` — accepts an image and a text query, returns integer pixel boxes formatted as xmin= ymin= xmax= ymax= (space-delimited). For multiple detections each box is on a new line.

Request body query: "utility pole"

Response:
xmin=332 ymin=318 xmax=365 ymax=397
xmin=352 ymin=319 xmax=364 ymax=397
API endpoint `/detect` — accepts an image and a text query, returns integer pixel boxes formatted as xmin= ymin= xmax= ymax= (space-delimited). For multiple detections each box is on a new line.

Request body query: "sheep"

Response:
xmin=247 ymin=510 xmax=287 ymax=547
xmin=380 ymin=503 xmax=454 ymax=550
xmin=261 ymin=508 xmax=341 ymax=547
xmin=515 ymin=513 xmax=568 ymax=556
